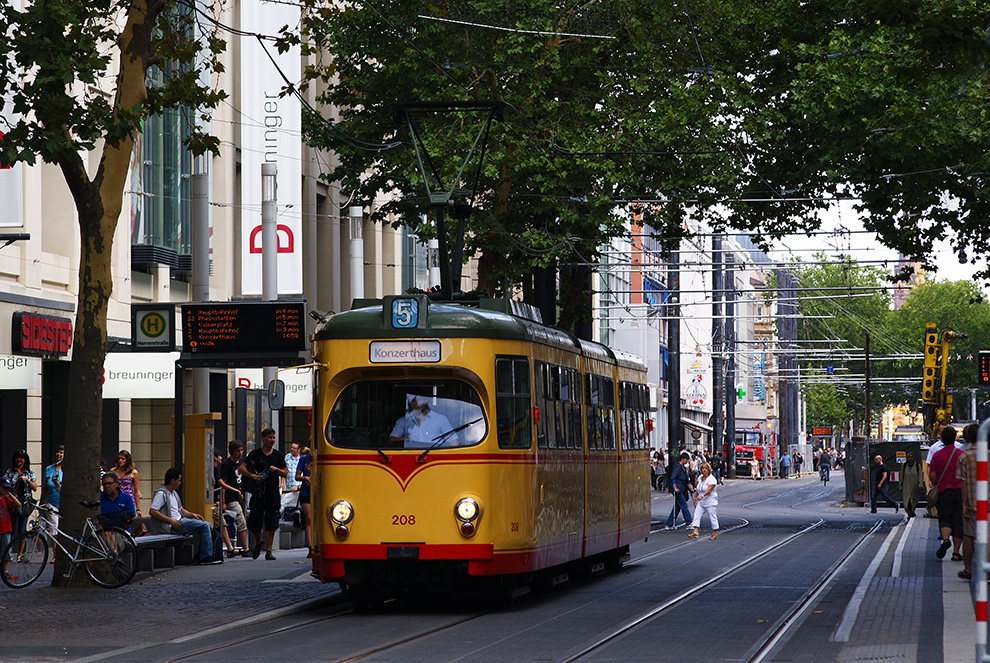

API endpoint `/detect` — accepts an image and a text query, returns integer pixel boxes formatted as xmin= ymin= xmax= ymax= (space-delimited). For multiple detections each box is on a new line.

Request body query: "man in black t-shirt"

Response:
xmin=239 ymin=429 xmax=287 ymax=560
xmin=218 ymin=440 xmax=249 ymax=555
xmin=871 ymin=454 xmax=899 ymax=514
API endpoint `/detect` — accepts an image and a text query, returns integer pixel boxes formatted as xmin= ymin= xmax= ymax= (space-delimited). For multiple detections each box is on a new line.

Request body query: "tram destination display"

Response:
xmin=182 ymin=302 xmax=305 ymax=354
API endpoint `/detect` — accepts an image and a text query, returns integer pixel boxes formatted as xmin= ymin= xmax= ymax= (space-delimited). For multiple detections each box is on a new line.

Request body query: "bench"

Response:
xmin=133 ymin=532 xmax=195 ymax=571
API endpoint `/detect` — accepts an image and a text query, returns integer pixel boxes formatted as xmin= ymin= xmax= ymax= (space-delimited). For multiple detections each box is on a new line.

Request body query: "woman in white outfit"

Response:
xmin=688 ymin=462 xmax=719 ymax=540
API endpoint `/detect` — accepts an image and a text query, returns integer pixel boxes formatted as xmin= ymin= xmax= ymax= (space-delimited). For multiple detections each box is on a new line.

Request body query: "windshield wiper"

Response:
xmin=417 ymin=417 xmax=484 ymax=463
xmin=332 ymin=424 xmax=390 ymax=463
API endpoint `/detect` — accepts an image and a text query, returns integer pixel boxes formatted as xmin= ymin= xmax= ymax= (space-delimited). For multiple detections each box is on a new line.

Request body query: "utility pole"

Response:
xmin=864 ymin=332 xmax=871 ymax=438
xmin=712 ymin=235 xmax=724 ymax=457
xmin=262 ymin=163 xmax=278 ymax=436
xmin=667 ymin=248 xmax=681 ymax=471
xmin=725 ymin=253 xmax=736 ymax=478
xmin=191 ymin=156 xmax=210 ymax=413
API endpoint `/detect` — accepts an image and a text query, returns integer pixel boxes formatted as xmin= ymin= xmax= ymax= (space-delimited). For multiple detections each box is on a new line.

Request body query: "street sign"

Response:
xmin=132 ymin=304 xmax=175 ymax=352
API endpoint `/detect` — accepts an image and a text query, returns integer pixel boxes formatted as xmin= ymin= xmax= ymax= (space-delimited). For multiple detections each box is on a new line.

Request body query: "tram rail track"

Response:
xmin=559 ymin=518 xmax=883 ymax=663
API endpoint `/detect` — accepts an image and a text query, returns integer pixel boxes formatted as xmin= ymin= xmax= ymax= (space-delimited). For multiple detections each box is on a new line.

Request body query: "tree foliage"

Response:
xmin=0 ymin=0 xmax=225 ymax=585
xmin=788 ymin=255 xmax=893 ymax=428
xmin=732 ymin=1 xmax=990 ymax=281
xmin=888 ymin=279 xmax=990 ymax=419
xmin=291 ymin=0 xmax=990 ymax=324
xmin=289 ymin=0 xmax=812 ymax=317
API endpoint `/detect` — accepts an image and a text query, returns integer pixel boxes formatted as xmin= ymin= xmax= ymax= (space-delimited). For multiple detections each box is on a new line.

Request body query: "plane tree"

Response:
xmin=0 ymin=0 xmax=225 ymax=584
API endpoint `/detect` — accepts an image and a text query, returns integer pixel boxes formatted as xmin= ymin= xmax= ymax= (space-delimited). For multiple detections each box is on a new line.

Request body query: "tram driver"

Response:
xmin=389 ymin=394 xmax=454 ymax=448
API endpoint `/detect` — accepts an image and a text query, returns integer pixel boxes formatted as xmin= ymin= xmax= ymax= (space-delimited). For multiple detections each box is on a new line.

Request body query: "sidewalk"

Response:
xmin=838 ymin=514 xmax=976 ymax=663
xmin=0 ymin=548 xmax=335 ymax=659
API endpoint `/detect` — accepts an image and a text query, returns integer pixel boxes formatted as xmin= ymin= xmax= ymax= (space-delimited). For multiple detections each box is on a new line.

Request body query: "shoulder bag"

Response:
xmin=926 ymin=448 xmax=958 ymax=504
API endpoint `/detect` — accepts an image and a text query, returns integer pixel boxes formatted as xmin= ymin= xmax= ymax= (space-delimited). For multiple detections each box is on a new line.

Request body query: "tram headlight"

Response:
xmin=454 ymin=497 xmax=479 ymax=523
xmin=329 ymin=500 xmax=354 ymax=525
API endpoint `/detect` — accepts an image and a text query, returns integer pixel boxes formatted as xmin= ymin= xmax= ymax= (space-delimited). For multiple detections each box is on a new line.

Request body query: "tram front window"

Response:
xmin=328 ymin=380 xmax=487 ymax=450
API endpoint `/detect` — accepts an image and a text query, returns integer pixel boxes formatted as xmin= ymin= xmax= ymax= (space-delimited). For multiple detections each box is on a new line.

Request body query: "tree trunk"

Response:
xmin=51 ymin=0 xmax=155 ymax=586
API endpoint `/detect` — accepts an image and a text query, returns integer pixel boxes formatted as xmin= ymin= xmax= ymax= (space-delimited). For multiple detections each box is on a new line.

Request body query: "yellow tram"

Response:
xmin=306 ymin=295 xmax=651 ymax=599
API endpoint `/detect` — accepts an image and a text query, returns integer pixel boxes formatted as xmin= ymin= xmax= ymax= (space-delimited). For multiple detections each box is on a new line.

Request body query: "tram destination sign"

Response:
xmin=182 ymin=302 xmax=306 ymax=354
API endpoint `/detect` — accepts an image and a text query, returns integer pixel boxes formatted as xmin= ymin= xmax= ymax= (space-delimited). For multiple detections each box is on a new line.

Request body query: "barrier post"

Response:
xmin=975 ymin=418 xmax=990 ymax=663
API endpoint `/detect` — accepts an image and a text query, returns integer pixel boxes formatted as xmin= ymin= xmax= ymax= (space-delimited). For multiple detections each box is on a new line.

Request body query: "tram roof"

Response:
xmin=316 ymin=297 xmax=635 ymax=365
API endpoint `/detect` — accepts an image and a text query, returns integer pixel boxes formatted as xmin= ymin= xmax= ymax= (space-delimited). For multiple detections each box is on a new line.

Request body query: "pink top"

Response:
xmin=930 ymin=446 xmax=962 ymax=491
xmin=118 ymin=474 xmax=136 ymax=502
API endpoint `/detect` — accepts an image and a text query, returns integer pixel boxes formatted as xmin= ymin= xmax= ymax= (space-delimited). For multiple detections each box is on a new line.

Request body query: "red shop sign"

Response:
xmin=12 ymin=312 xmax=73 ymax=358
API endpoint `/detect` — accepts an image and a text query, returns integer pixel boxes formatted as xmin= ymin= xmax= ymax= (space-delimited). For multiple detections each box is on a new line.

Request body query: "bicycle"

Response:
xmin=1 ymin=500 xmax=137 ymax=589
xmin=820 ymin=465 xmax=831 ymax=486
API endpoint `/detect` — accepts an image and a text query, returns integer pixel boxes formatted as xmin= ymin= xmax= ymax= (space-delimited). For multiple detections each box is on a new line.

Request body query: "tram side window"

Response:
xmin=536 ymin=361 xmax=550 ymax=449
xmin=495 ymin=356 xmax=532 ymax=449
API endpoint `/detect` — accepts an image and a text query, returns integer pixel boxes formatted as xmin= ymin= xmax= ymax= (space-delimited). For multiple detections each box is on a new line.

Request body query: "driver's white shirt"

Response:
xmin=390 ymin=409 xmax=454 ymax=448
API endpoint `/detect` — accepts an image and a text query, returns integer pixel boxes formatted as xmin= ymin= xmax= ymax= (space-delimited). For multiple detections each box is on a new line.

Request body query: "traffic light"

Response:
xmin=922 ymin=323 xmax=938 ymax=402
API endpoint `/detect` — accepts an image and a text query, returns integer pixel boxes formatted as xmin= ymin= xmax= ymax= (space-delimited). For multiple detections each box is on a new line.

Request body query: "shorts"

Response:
xmin=936 ymin=487 xmax=964 ymax=539
xmin=224 ymin=500 xmax=248 ymax=533
xmin=0 ymin=532 xmax=10 ymax=561
xmin=41 ymin=505 xmax=60 ymax=536
xmin=964 ymin=515 xmax=976 ymax=538
xmin=247 ymin=492 xmax=280 ymax=533
xmin=300 ymin=493 xmax=310 ymax=505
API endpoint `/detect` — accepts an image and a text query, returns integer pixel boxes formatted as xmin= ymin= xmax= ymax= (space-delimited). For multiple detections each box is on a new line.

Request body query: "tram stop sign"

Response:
xmin=131 ymin=304 xmax=175 ymax=352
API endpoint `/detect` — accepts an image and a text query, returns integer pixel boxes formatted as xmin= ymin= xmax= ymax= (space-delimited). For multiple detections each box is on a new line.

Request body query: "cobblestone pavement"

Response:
xmin=1 ymin=547 xmax=337 ymax=651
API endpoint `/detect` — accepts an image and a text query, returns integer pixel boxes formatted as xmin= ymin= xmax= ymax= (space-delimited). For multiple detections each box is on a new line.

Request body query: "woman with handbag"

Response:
xmin=4 ymin=450 xmax=37 ymax=547
xmin=929 ymin=432 xmax=965 ymax=561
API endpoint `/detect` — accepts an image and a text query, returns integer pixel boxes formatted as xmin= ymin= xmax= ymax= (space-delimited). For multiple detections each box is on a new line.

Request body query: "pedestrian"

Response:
xmin=929 ymin=435 xmax=963 ymax=561
xmin=239 ymin=427 xmax=287 ymax=560
xmin=99 ymin=472 xmax=135 ymax=530
xmin=710 ymin=453 xmax=724 ymax=485
xmin=148 ymin=468 xmax=222 ymax=565
xmin=218 ymin=440 xmax=249 ymax=556
xmin=780 ymin=450 xmax=791 ymax=478
xmin=650 ymin=451 xmax=659 ymax=490
xmin=283 ymin=441 xmax=302 ymax=509
xmin=750 ymin=457 xmax=761 ymax=480
xmin=655 ymin=451 xmax=667 ymax=491
xmin=870 ymin=454 xmax=899 ymax=514
xmin=664 ymin=452 xmax=693 ymax=529
xmin=4 ymin=450 xmax=37 ymax=539
xmin=0 ymin=476 xmax=23 ymax=582
xmin=957 ymin=424 xmax=979 ymax=580
xmin=295 ymin=446 xmax=313 ymax=557
xmin=40 ymin=445 xmax=63 ymax=536
xmin=689 ymin=462 xmax=719 ymax=540
xmin=112 ymin=450 xmax=142 ymax=520
xmin=794 ymin=452 xmax=803 ymax=476
xmin=900 ymin=452 xmax=923 ymax=518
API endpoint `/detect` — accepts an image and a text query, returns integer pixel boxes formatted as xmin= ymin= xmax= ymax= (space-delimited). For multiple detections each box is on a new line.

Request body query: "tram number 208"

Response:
xmin=392 ymin=514 xmax=416 ymax=525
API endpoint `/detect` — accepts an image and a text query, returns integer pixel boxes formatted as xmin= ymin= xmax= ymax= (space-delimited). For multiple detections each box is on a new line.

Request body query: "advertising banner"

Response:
xmin=239 ymin=0 xmax=302 ymax=295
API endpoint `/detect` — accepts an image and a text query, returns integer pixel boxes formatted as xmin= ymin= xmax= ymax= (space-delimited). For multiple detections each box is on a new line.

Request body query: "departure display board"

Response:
xmin=980 ymin=351 xmax=990 ymax=385
xmin=182 ymin=302 xmax=306 ymax=354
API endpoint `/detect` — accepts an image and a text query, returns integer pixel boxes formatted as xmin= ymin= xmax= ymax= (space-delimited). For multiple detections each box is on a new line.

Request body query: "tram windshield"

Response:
xmin=327 ymin=379 xmax=487 ymax=450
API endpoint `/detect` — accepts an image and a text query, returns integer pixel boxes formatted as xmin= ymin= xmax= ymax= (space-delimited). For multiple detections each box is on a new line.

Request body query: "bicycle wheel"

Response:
xmin=2 ymin=530 xmax=49 ymax=588
xmin=82 ymin=527 xmax=137 ymax=588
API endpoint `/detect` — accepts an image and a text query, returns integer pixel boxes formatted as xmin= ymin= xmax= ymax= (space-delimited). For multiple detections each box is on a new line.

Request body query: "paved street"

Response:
xmin=1 ymin=473 xmax=978 ymax=663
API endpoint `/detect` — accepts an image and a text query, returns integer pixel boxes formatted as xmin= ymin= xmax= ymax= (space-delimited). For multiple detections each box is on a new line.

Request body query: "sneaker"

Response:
xmin=895 ymin=503 xmax=899 ymax=514
xmin=306 ymin=549 xmax=313 ymax=558
xmin=937 ymin=538 xmax=951 ymax=559
xmin=265 ymin=551 xmax=276 ymax=561
xmin=251 ymin=543 xmax=263 ymax=560
xmin=200 ymin=558 xmax=224 ymax=565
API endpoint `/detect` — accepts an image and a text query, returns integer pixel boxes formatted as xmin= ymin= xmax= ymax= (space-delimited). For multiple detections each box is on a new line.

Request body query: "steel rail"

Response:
xmin=559 ymin=518 xmax=826 ymax=662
